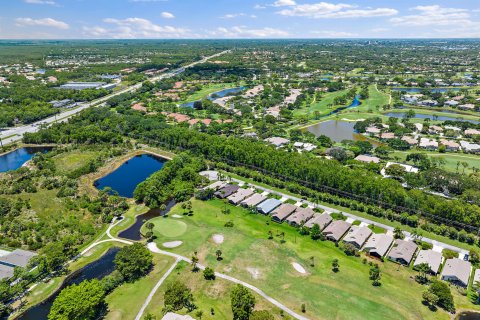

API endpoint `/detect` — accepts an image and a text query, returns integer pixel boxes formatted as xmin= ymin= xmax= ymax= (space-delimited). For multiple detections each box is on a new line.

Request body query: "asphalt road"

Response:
xmin=0 ymin=50 xmax=230 ymax=145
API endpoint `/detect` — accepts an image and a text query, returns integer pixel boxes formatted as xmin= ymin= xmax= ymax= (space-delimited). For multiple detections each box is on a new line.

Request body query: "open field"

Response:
xmin=357 ymin=85 xmax=390 ymax=112
xmin=52 ymin=150 xmax=97 ymax=173
xmin=181 ymin=83 xmax=239 ymax=103
xmin=145 ymin=198 xmax=479 ymax=320
xmin=105 ymin=254 xmax=176 ymax=320
xmin=142 ymin=260 xmax=288 ymax=320
xmin=392 ymin=151 xmax=480 ymax=174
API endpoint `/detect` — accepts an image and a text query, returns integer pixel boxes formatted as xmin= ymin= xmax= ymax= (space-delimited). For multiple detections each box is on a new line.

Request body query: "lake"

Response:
xmin=18 ymin=247 xmax=119 ymax=320
xmin=0 ymin=147 xmax=52 ymax=173
xmin=392 ymin=87 xmax=462 ymax=93
xmin=456 ymin=311 xmax=480 ymax=320
xmin=385 ymin=112 xmax=480 ymax=124
xmin=180 ymin=86 xmax=245 ymax=108
xmin=306 ymin=120 xmax=379 ymax=146
xmin=325 ymin=95 xmax=361 ymax=116
xmin=94 ymin=154 xmax=167 ymax=198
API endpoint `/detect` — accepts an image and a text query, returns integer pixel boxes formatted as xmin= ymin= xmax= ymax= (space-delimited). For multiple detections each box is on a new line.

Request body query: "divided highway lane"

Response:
xmin=0 ymin=50 xmax=230 ymax=145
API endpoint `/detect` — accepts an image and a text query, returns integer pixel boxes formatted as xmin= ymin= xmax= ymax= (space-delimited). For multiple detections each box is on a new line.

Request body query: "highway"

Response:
xmin=0 ymin=50 xmax=230 ymax=145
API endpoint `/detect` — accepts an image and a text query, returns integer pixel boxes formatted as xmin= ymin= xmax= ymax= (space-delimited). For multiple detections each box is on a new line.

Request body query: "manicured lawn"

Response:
xmin=52 ymin=150 xmax=97 ymax=173
xmin=391 ymin=151 xmax=480 ymax=174
xmin=382 ymin=108 xmax=480 ymax=121
xmin=293 ymin=89 xmax=349 ymax=117
xmin=181 ymin=83 xmax=238 ymax=103
xmin=146 ymin=199 xmax=477 ymax=320
xmin=142 ymin=261 xmax=286 ymax=320
xmin=151 ymin=218 xmax=187 ymax=238
xmin=356 ymin=85 xmax=390 ymax=112
xmin=105 ymin=254 xmax=176 ymax=320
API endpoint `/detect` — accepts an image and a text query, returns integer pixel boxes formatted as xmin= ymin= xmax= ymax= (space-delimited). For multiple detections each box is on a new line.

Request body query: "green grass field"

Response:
xmin=392 ymin=151 xmax=480 ymax=174
xmin=52 ymin=150 xmax=97 ymax=173
xmin=181 ymin=83 xmax=238 ymax=103
xmin=105 ymin=254 xmax=176 ymax=320
xmin=142 ymin=260 xmax=288 ymax=320
xmin=357 ymin=85 xmax=390 ymax=112
xmin=145 ymin=199 xmax=479 ymax=320
xmin=293 ymin=89 xmax=349 ymax=117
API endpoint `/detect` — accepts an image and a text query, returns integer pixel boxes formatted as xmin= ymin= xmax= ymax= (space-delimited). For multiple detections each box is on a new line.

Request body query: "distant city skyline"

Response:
xmin=1 ymin=0 xmax=479 ymax=39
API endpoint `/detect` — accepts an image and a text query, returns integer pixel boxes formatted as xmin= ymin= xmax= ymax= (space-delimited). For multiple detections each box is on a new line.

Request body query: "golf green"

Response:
xmin=152 ymin=218 xmax=187 ymax=238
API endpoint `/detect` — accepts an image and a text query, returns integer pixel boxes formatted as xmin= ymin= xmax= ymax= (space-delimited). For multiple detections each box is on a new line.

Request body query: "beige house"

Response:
xmin=343 ymin=226 xmax=372 ymax=248
xmin=387 ymin=240 xmax=418 ymax=265
xmin=271 ymin=203 xmax=297 ymax=223
xmin=286 ymin=207 xmax=315 ymax=227
xmin=322 ymin=220 xmax=351 ymax=242
xmin=304 ymin=213 xmax=332 ymax=230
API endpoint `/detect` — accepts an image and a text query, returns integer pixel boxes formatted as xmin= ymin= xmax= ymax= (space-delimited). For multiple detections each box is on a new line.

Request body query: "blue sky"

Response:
xmin=1 ymin=0 xmax=479 ymax=39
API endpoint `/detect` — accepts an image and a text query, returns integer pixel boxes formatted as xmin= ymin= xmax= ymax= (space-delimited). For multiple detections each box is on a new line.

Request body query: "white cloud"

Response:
xmin=272 ymin=0 xmax=296 ymax=7
xmin=221 ymin=13 xmax=257 ymax=19
xmin=311 ymin=30 xmax=357 ymax=37
xmin=24 ymin=0 xmax=56 ymax=4
xmin=83 ymin=17 xmax=189 ymax=39
xmin=391 ymin=5 xmax=471 ymax=27
xmin=254 ymin=4 xmax=267 ymax=9
xmin=15 ymin=17 xmax=69 ymax=29
xmin=160 ymin=12 xmax=175 ymax=19
xmin=277 ymin=2 xmax=397 ymax=19
xmin=213 ymin=26 xmax=288 ymax=38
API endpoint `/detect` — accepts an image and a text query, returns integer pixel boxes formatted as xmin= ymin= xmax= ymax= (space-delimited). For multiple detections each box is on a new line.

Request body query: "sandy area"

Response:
xmin=171 ymin=214 xmax=183 ymax=219
xmin=292 ymin=262 xmax=307 ymax=274
xmin=247 ymin=267 xmax=261 ymax=279
xmin=212 ymin=234 xmax=224 ymax=244
xmin=163 ymin=241 xmax=183 ymax=248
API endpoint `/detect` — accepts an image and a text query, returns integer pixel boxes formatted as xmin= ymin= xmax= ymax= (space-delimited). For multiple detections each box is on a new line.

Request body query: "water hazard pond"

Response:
xmin=306 ymin=120 xmax=380 ymax=146
xmin=94 ymin=153 xmax=167 ymax=198
xmin=18 ymin=247 xmax=119 ymax=320
xmin=0 ymin=147 xmax=52 ymax=173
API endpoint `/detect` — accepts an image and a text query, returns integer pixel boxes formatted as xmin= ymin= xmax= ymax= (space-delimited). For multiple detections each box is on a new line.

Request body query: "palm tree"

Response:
xmin=215 ymin=250 xmax=222 ymax=261
xmin=191 ymin=253 xmax=199 ymax=272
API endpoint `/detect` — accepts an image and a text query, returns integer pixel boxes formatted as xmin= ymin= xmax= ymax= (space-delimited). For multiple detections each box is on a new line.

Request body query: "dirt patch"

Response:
xmin=212 ymin=234 xmax=224 ymax=244
xmin=292 ymin=262 xmax=307 ymax=274
xmin=246 ymin=267 xmax=261 ymax=279
xmin=162 ymin=240 xmax=183 ymax=248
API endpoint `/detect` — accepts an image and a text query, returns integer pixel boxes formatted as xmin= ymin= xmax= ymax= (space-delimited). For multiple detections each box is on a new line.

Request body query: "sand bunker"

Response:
xmin=292 ymin=262 xmax=307 ymax=274
xmin=163 ymin=241 xmax=183 ymax=248
xmin=247 ymin=267 xmax=261 ymax=279
xmin=212 ymin=234 xmax=224 ymax=244
xmin=171 ymin=214 xmax=183 ymax=219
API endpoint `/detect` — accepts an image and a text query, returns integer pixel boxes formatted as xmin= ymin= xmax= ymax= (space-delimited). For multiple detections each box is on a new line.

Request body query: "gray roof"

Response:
xmin=0 ymin=249 xmax=37 ymax=268
xmin=240 ymin=193 xmax=267 ymax=207
xmin=388 ymin=240 xmax=418 ymax=264
xmin=271 ymin=204 xmax=297 ymax=222
xmin=413 ymin=250 xmax=443 ymax=274
xmin=0 ymin=264 xmax=14 ymax=280
xmin=286 ymin=207 xmax=315 ymax=226
xmin=322 ymin=220 xmax=351 ymax=241
xmin=441 ymin=258 xmax=472 ymax=287
xmin=342 ymin=226 xmax=372 ymax=248
xmin=304 ymin=213 xmax=332 ymax=230
xmin=215 ymin=184 xmax=239 ymax=198
xmin=228 ymin=188 xmax=255 ymax=205
xmin=256 ymin=198 xmax=282 ymax=214
xmin=205 ymin=181 xmax=227 ymax=191
xmin=474 ymin=269 xmax=480 ymax=287
xmin=363 ymin=234 xmax=394 ymax=258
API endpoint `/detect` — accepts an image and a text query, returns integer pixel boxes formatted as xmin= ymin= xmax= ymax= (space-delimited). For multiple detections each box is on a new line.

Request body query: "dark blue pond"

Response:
xmin=94 ymin=154 xmax=167 ymax=198
xmin=180 ymin=86 xmax=246 ymax=108
xmin=0 ymin=147 xmax=52 ymax=173
xmin=392 ymin=87 xmax=462 ymax=93
xmin=18 ymin=247 xmax=119 ymax=320
xmin=385 ymin=112 xmax=479 ymax=124
xmin=325 ymin=95 xmax=361 ymax=116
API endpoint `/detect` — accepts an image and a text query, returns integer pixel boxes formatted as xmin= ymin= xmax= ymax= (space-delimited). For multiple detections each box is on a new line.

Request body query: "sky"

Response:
xmin=0 ymin=0 xmax=479 ymax=39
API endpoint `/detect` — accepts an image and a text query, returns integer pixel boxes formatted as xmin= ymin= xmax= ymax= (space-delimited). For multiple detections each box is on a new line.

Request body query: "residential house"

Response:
xmin=465 ymin=129 xmax=480 ymax=137
xmin=414 ymin=123 xmax=423 ymax=132
xmin=304 ymin=213 xmax=332 ymax=230
xmin=419 ymin=138 xmax=438 ymax=150
xmin=256 ymin=198 xmax=282 ymax=215
xmin=458 ymin=104 xmax=475 ymax=111
xmin=240 ymin=193 xmax=267 ymax=208
xmin=286 ymin=207 xmax=315 ymax=227
xmin=228 ymin=188 xmax=255 ymax=205
xmin=419 ymin=100 xmax=438 ymax=107
xmin=413 ymin=250 xmax=443 ymax=274
xmin=429 ymin=125 xmax=443 ymax=134
xmin=0 ymin=249 xmax=38 ymax=279
xmin=444 ymin=100 xmax=459 ymax=107
xmin=264 ymin=137 xmax=290 ymax=148
xmin=354 ymin=155 xmax=380 ymax=164
xmin=380 ymin=132 xmax=395 ymax=140
xmin=214 ymin=184 xmax=240 ymax=199
xmin=204 ymin=181 xmax=227 ymax=191
xmin=401 ymin=136 xmax=418 ymax=147
xmin=365 ymin=127 xmax=381 ymax=135
xmin=460 ymin=141 xmax=480 ymax=153
xmin=322 ymin=220 xmax=351 ymax=242
xmin=271 ymin=204 xmax=298 ymax=223
xmin=343 ymin=226 xmax=372 ymax=248
xmin=364 ymin=234 xmax=394 ymax=258
xmin=0 ymin=265 xmax=14 ymax=280
xmin=441 ymin=258 xmax=472 ymax=287
xmin=439 ymin=139 xmax=460 ymax=152
xmin=387 ymin=240 xmax=418 ymax=265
